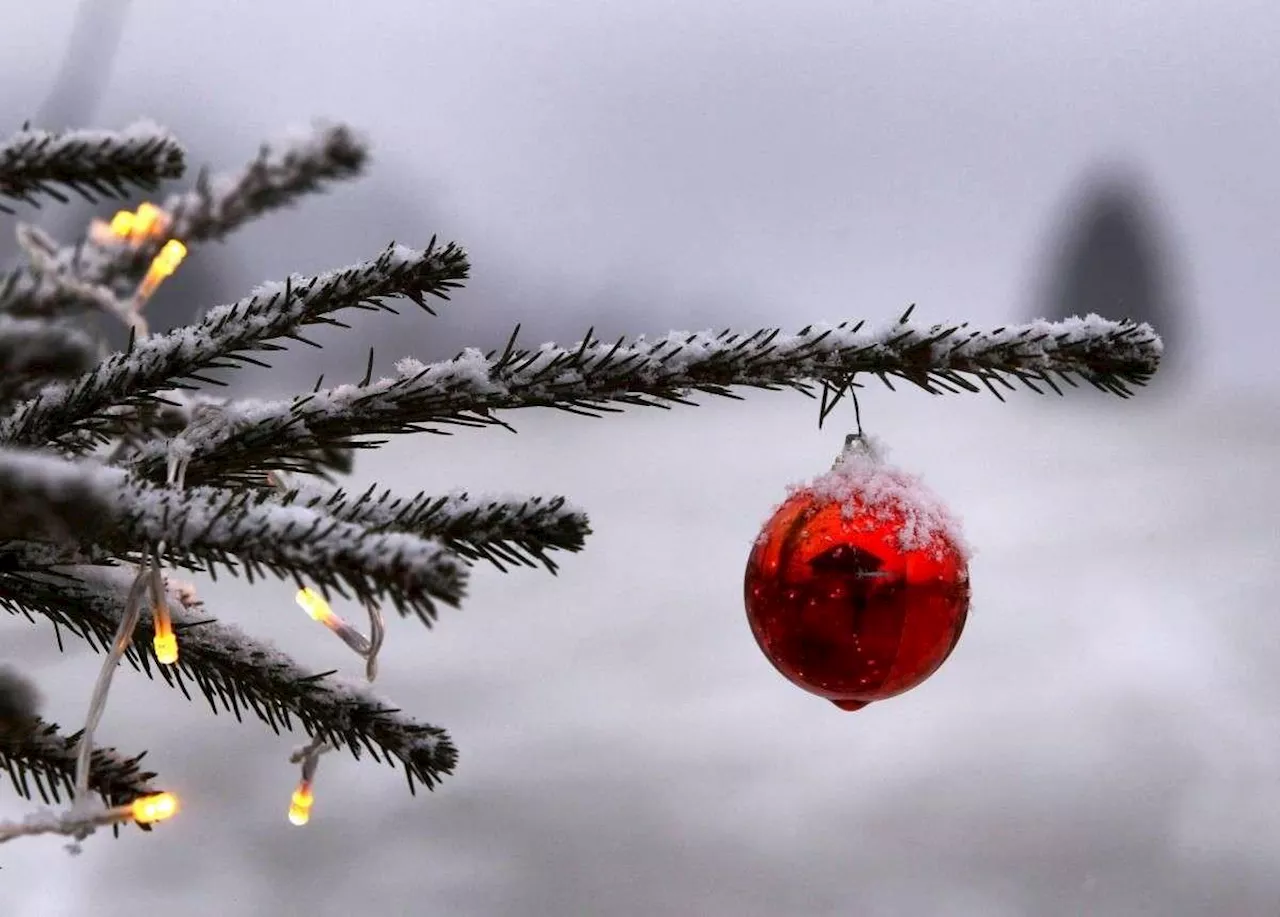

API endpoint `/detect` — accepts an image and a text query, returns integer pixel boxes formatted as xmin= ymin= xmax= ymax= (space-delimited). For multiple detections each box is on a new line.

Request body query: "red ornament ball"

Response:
xmin=744 ymin=436 xmax=970 ymax=711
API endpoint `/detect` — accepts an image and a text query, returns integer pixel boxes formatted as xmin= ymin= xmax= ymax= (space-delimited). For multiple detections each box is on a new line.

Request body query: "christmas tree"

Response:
xmin=0 ymin=118 xmax=1160 ymax=847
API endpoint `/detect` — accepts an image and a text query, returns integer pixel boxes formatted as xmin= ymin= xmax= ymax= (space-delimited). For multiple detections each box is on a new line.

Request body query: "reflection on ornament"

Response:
xmin=744 ymin=436 xmax=969 ymax=711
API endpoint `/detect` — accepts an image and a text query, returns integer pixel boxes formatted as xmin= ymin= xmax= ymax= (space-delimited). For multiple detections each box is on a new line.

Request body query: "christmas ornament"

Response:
xmin=744 ymin=435 xmax=970 ymax=711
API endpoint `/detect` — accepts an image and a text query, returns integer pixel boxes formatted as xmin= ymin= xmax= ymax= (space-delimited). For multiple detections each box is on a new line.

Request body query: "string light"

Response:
xmin=0 ymin=792 xmax=180 ymax=845
xmin=287 ymin=781 xmax=314 ymax=826
xmin=142 ymin=553 xmax=179 ymax=666
xmin=136 ymin=239 xmax=187 ymax=302
xmin=286 ymin=735 xmax=331 ymax=827
xmin=91 ymin=201 xmax=171 ymax=245
xmin=296 ymin=586 xmax=339 ymax=627
xmin=151 ymin=602 xmax=178 ymax=665
xmin=295 ymin=587 xmax=371 ymax=657
xmin=125 ymin=792 xmax=179 ymax=825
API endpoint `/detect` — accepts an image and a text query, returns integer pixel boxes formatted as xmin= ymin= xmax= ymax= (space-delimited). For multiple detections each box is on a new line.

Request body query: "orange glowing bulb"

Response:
xmin=153 ymin=632 xmax=178 ymax=665
xmin=288 ymin=782 xmax=314 ymax=826
xmin=151 ymin=602 xmax=178 ymax=665
xmin=137 ymin=239 xmax=187 ymax=301
xmin=296 ymin=587 xmax=339 ymax=627
xmin=131 ymin=202 xmax=165 ymax=240
xmin=109 ymin=210 xmax=136 ymax=238
xmin=131 ymin=792 xmax=179 ymax=824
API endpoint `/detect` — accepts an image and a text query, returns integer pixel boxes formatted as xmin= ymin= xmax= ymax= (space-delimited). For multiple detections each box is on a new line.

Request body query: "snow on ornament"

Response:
xmin=744 ymin=434 xmax=970 ymax=711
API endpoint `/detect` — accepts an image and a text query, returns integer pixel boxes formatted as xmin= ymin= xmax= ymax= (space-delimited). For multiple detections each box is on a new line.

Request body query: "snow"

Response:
xmin=118 ymin=317 xmax=1159 ymax=481
xmin=163 ymin=122 xmax=368 ymax=243
xmin=791 ymin=433 xmax=972 ymax=558
xmin=0 ymin=120 xmax=184 ymax=168
xmin=113 ymin=478 xmax=468 ymax=605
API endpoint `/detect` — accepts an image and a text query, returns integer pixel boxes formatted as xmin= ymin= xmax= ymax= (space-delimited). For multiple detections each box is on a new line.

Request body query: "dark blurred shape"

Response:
xmin=0 ymin=0 xmax=132 ymax=269
xmin=33 ymin=0 xmax=132 ymax=130
xmin=1033 ymin=164 xmax=1187 ymax=383
xmin=0 ymin=665 xmax=41 ymax=741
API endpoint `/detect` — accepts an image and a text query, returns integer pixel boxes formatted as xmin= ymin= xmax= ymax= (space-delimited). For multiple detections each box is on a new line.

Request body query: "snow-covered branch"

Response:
xmin=0 ymin=719 xmax=158 ymax=810
xmin=0 ymin=240 xmax=470 ymax=450
xmin=0 ymin=448 xmax=120 ymax=544
xmin=110 ymin=477 xmax=469 ymax=621
xmin=279 ymin=480 xmax=591 ymax=572
xmin=162 ymin=122 xmax=367 ymax=250
xmin=0 ymin=121 xmax=184 ymax=213
xmin=121 ymin=315 xmax=1161 ymax=487
xmin=0 ymin=267 xmax=110 ymax=320
xmin=0 ymin=562 xmax=457 ymax=792
xmin=0 ymin=123 xmax=367 ymax=317
xmin=0 ymin=447 xmax=467 ymax=618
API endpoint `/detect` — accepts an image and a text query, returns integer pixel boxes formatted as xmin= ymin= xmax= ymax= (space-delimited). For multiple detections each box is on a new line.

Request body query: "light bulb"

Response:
xmin=130 ymin=792 xmax=179 ymax=824
xmin=288 ymin=782 xmax=314 ymax=826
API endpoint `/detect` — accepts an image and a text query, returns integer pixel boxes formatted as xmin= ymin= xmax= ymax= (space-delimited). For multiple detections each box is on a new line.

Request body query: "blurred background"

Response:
xmin=1 ymin=1 xmax=1277 ymax=914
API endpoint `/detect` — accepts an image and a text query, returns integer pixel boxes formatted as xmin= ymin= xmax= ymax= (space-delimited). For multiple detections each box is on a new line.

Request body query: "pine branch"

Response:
xmin=0 ymin=121 xmax=185 ymax=213
xmin=121 ymin=315 xmax=1161 ymax=487
xmin=164 ymin=122 xmax=367 ymax=247
xmin=0 ymin=122 xmax=367 ymax=317
xmin=84 ymin=122 xmax=370 ymax=301
xmin=0 ymin=241 xmax=470 ymax=451
xmin=0 ymin=720 xmax=158 ymax=811
xmin=0 ymin=448 xmax=119 ymax=545
xmin=0 ymin=560 xmax=456 ymax=792
xmin=111 ymin=480 xmax=469 ymax=622
xmin=0 ymin=448 xmax=468 ymax=620
xmin=278 ymin=480 xmax=591 ymax=573
xmin=0 ymin=266 xmax=114 ymax=320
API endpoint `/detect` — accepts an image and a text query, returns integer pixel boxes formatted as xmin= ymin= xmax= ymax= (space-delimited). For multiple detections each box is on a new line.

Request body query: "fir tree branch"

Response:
xmin=0 ymin=121 xmax=185 ymax=213
xmin=0 ymin=448 xmax=118 ymax=545
xmin=110 ymin=478 xmax=469 ymax=622
xmin=0 ymin=560 xmax=456 ymax=792
xmin=0 ymin=268 xmax=107 ymax=320
xmin=0 ymin=448 xmax=468 ymax=619
xmin=279 ymin=480 xmax=591 ymax=573
xmin=0 ymin=719 xmax=159 ymax=811
xmin=82 ymin=122 xmax=370 ymax=301
xmin=122 ymin=315 xmax=1161 ymax=488
xmin=164 ymin=122 xmax=367 ymax=248
xmin=0 ymin=241 xmax=470 ymax=451
xmin=0 ymin=122 xmax=367 ymax=316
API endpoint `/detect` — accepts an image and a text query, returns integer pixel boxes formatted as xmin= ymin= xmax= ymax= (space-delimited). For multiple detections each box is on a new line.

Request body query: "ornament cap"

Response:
xmin=835 ymin=433 xmax=885 ymax=469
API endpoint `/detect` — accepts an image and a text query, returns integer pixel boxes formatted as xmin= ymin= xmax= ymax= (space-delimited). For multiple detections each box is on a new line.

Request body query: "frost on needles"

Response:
xmin=0 ymin=116 xmax=1161 ymax=847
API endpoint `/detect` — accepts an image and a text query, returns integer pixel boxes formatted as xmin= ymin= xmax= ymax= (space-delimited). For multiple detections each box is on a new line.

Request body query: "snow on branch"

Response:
xmin=82 ymin=122 xmax=369 ymax=299
xmin=0 ymin=121 xmax=184 ymax=213
xmin=278 ymin=479 xmax=591 ymax=572
xmin=0 ymin=719 xmax=158 ymax=811
xmin=0 ymin=448 xmax=120 ymax=545
xmin=120 ymin=315 xmax=1161 ymax=486
xmin=0 ymin=240 xmax=470 ymax=450
xmin=109 ymin=478 xmax=469 ymax=622
xmin=162 ymin=122 xmax=367 ymax=248
xmin=0 ymin=561 xmax=456 ymax=792
xmin=0 ymin=265 xmax=115 ymax=320
xmin=0 ymin=123 xmax=367 ymax=317
xmin=0 ymin=447 xmax=467 ymax=618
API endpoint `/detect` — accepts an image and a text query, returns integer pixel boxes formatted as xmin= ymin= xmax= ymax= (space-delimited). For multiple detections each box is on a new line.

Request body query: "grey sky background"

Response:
xmin=2 ymin=2 xmax=1279 ymax=915
xmin=7 ymin=0 xmax=1280 ymax=390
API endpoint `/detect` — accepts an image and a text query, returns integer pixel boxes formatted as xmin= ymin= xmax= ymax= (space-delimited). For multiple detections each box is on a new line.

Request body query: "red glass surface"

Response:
xmin=744 ymin=487 xmax=970 ymax=711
